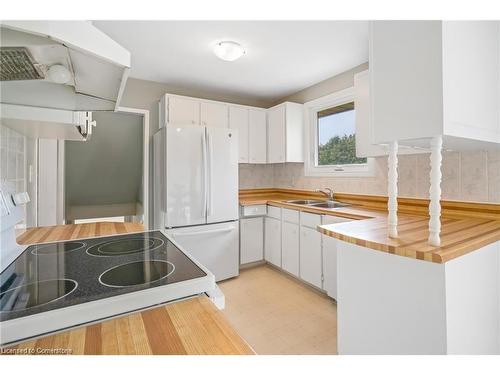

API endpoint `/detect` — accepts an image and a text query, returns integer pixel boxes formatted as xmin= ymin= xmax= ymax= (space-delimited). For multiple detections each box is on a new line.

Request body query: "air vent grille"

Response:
xmin=0 ymin=47 xmax=45 ymax=81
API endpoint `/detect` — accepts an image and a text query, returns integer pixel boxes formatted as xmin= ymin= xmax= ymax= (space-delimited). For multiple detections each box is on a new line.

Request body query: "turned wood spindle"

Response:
xmin=387 ymin=141 xmax=398 ymax=238
xmin=428 ymin=135 xmax=443 ymax=246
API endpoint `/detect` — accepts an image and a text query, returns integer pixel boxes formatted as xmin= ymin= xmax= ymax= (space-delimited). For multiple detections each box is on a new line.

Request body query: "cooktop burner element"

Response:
xmin=86 ymin=237 xmax=164 ymax=257
xmin=99 ymin=260 xmax=175 ymax=288
xmin=0 ymin=230 xmax=215 ymax=346
xmin=0 ymin=231 xmax=208 ymax=325
xmin=0 ymin=279 xmax=78 ymax=312
xmin=31 ymin=242 xmax=86 ymax=255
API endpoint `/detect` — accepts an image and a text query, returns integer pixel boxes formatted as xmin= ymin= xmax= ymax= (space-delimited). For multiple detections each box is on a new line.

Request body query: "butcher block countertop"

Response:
xmin=240 ymin=188 xmax=500 ymax=264
xmin=9 ymin=222 xmax=254 ymax=355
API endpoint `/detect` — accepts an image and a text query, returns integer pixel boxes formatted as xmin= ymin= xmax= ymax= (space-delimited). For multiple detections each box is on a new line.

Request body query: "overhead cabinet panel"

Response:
xmin=267 ymin=102 xmax=304 ymax=163
xmin=201 ymin=101 xmax=228 ymax=128
xmin=167 ymin=96 xmax=200 ymax=126
xmin=248 ymin=109 xmax=267 ymax=164
xmin=354 ymin=70 xmax=429 ymax=156
xmin=267 ymin=105 xmax=286 ymax=163
xmin=369 ymin=20 xmax=500 ymax=148
xmin=229 ymin=106 xmax=249 ymax=163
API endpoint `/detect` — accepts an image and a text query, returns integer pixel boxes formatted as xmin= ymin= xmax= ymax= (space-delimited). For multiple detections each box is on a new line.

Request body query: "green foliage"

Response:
xmin=318 ymin=134 xmax=367 ymax=166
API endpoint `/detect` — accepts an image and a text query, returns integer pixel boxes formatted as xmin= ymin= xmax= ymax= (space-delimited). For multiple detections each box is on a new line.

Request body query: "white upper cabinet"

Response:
xmin=229 ymin=106 xmax=249 ymax=163
xmin=370 ymin=21 xmax=500 ymax=149
xmin=267 ymin=105 xmax=286 ymax=163
xmin=201 ymin=101 xmax=228 ymax=128
xmin=161 ymin=94 xmax=267 ymax=163
xmin=354 ymin=70 xmax=386 ymax=158
xmin=354 ymin=70 xmax=429 ymax=157
xmin=267 ymin=102 xmax=304 ymax=163
xmin=248 ymin=109 xmax=267 ymax=164
xmin=166 ymin=95 xmax=200 ymax=126
xmin=228 ymin=106 xmax=267 ymax=164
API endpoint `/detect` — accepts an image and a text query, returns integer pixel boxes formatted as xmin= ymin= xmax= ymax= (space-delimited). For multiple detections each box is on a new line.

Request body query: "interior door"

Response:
xmin=165 ymin=126 xmax=206 ymax=227
xmin=206 ymin=127 xmax=238 ymax=224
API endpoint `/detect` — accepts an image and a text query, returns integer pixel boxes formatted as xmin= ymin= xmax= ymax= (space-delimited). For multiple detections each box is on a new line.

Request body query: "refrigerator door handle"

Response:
xmin=171 ymin=226 xmax=235 ymax=237
xmin=201 ymin=129 xmax=208 ymax=218
xmin=206 ymin=129 xmax=213 ymax=217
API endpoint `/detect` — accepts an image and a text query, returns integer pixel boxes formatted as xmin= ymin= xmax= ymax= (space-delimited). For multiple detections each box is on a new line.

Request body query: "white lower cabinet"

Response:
xmin=322 ymin=235 xmax=337 ymax=299
xmin=260 ymin=205 xmax=350 ymax=298
xmin=265 ymin=216 xmax=281 ymax=267
xmin=282 ymin=221 xmax=300 ymax=277
xmin=321 ymin=214 xmax=353 ymax=300
xmin=299 ymin=226 xmax=323 ymax=289
xmin=240 ymin=217 xmax=264 ymax=264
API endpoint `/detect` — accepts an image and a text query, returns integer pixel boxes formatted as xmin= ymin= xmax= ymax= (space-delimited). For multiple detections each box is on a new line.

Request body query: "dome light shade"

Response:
xmin=213 ymin=41 xmax=246 ymax=61
xmin=47 ymin=64 xmax=72 ymax=84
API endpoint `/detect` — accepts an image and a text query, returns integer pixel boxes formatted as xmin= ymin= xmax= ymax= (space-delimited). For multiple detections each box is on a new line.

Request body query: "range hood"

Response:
xmin=0 ymin=21 xmax=131 ymax=112
xmin=1 ymin=103 xmax=96 ymax=141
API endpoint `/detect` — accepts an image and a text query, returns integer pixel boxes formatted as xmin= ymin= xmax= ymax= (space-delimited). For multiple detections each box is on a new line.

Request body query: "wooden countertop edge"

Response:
xmin=239 ymin=189 xmax=500 ymax=264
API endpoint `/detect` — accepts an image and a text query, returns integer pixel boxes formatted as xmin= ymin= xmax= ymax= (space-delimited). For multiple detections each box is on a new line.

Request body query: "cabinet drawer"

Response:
xmin=322 ymin=215 xmax=353 ymax=225
xmin=241 ymin=204 xmax=267 ymax=217
xmin=267 ymin=205 xmax=281 ymax=219
xmin=300 ymin=212 xmax=321 ymax=229
xmin=282 ymin=208 xmax=299 ymax=223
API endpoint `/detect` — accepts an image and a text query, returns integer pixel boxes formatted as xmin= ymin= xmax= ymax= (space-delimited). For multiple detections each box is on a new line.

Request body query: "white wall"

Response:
xmin=445 ymin=242 xmax=500 ymax=354
xmin=337 ymin=242 xmax=447 ymax=354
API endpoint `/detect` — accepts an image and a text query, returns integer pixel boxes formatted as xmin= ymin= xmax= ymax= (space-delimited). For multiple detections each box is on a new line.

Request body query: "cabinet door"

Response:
xmin=264 ymin=217 xmax=281 ymax=267
xmin=299 ymin=226 xmax=322 ymax=289
xmin=282 ymin=221 xmax=299 ymax=277
xmin=248 ymin=109 xmax=267 ymax=163
xmin=267 ymin=105 xmax=286 ymax=163
xmin=229 ymin=106 xmax=249 ymax=163
xmin=168 ymin=96 xmax=200 ymax=126
xmin=201 ymin=101 xmax=228 ymax=128
xmin=240 ymin=217 xmax=264 ymax=264
xmin=354 ymin=70 xmax=386 ymax=158
xmin=322 ymin=235 xmax=337 ymax=299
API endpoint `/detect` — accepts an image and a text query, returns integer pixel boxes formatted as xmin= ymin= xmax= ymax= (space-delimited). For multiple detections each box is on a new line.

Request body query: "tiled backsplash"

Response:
xmin=239 ymin=150 xmax=500 ymax=203
xmin=0 ymin=125 xmax=28 ymax=228
xmin=239 ymin=164 xmax=275 ymax=189
xmin=1 ymin=125 xmax=26 ymax=194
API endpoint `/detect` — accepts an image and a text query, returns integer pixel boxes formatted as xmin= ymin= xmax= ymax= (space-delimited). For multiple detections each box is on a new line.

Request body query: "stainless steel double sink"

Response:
xmin=284 ymin=199 xmax=350 ymax=209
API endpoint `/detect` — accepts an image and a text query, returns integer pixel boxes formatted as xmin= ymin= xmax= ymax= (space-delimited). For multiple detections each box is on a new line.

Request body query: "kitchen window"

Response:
xmin=304 ymin=87 xmax=374 ymax=177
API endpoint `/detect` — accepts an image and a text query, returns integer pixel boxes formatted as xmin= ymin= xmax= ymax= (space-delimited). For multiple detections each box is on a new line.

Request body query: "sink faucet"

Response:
xmin=316 ymin=187 xmax=334 ymax=200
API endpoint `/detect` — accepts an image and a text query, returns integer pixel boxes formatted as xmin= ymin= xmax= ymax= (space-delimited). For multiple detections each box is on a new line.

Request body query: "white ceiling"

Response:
xmin=93 ymin=21 xmax=369 ymax=103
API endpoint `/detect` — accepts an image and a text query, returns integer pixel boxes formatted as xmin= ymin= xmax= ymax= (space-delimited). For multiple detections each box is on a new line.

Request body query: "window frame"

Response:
xmin=303 ymin=87 xmax=375 ymax=177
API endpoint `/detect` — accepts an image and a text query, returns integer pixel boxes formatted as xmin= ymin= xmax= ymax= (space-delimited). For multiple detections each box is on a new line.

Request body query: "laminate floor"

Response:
xmin=218 ymin=265 xmax=337 ymax=355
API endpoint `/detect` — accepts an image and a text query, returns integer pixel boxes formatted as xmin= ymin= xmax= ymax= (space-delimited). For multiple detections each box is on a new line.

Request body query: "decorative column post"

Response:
xmin=428 ymin=136 xmax=443 ymax=246
xmin=387 ymin=141 xmax=398 ymax=238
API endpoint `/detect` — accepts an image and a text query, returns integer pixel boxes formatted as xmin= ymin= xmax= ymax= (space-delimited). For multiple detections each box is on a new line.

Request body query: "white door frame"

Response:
xmin=116 ymin=106 xmax=150 ymax=229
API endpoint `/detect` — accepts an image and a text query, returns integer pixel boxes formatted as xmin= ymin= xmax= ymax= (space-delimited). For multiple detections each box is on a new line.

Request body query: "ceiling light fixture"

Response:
xmin=213 ymin=41 xmax=246 ymax=62
xmin=47 ymin=64 xmax=72 ymax=84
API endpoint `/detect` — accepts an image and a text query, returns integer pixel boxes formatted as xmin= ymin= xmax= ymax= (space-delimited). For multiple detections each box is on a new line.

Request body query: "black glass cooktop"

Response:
xmin=0 ymin=231 xmax=206 ymax=322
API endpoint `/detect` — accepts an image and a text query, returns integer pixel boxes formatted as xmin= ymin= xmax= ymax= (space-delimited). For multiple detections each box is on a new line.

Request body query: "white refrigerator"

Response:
xmin=153 ymin=125 xmax=239 ymax=281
